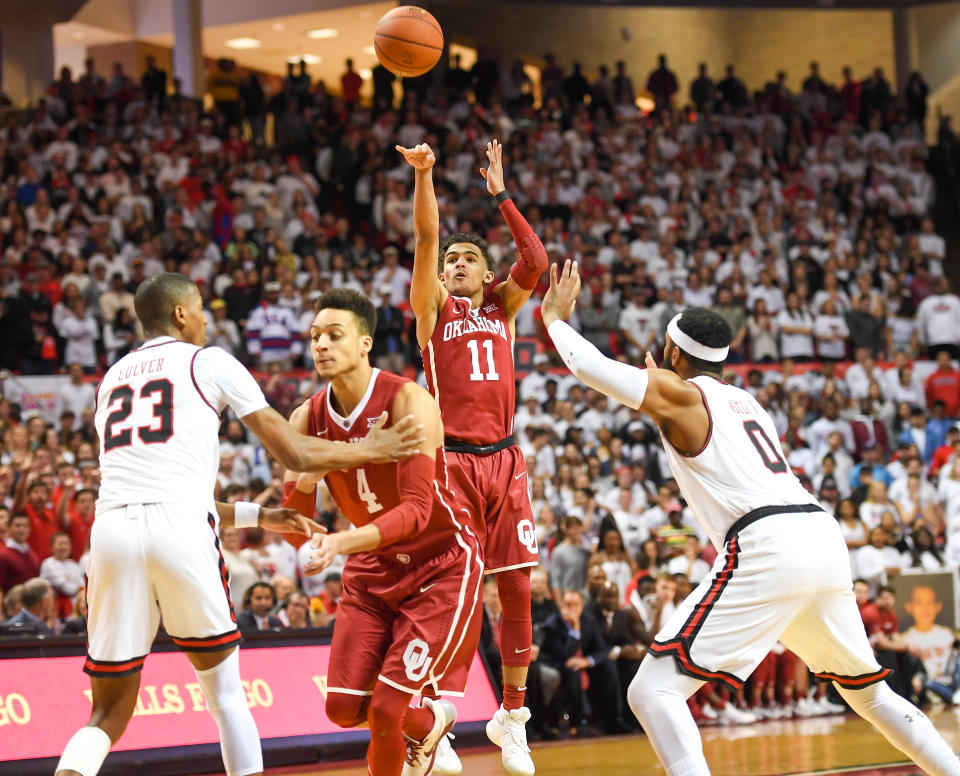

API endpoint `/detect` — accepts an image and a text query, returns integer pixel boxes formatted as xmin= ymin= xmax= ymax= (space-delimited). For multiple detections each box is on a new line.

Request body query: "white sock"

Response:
xmin=838 ymin=682 xmax=960 ymax=776
xmin=56 ymin=726 xmax=111 ymax=776
xmin=194 ymin=650 xmax=263 ymax=776
xmin=627 ymin=656 xmax=710 ymax=776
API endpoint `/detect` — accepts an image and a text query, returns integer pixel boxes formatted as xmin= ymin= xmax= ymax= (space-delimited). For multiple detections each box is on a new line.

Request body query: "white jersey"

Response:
xmin=902 ymin=624 xmax=954 ymax=679
xmin=661 ymin=375 xmax=819 ymax=550
xmin=95 ymin=336 xmax=268 ymax=513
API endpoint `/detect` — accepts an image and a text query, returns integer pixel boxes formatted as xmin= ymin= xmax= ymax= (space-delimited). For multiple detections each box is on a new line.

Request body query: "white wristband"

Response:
xmin=234 ymin=501 xmax=261 ymax=528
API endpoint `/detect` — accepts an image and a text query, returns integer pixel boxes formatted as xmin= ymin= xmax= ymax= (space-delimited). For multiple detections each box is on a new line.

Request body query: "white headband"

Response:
xmin=667 ymin=314 xmax=729 ymax=362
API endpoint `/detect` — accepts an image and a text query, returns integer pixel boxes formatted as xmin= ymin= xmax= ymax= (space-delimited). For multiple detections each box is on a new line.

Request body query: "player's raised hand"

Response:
xmin=303 ymin=532 xmax=340 ymax=576
xmin=259 ymin=507 xmax=327 ymax=537
xmin=540 ymin=259 xmax=581 ymax=327
xmin=395 ymin=143 xmax=436 ymax=170
xmin=645 ymin=351 xmax=658 ymax=370
xmin=479 ymin=139 xmax=505 ymax=196
xmin=363 ymin=412 xmax=425 ymax=463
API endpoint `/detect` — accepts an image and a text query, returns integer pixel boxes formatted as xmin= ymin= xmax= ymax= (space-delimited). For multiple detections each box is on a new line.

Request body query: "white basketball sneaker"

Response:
xmin=485 ymin=705 xmax=535 ymax=776
xmin=432 ymin=733 xmax=462 ymax=776
xmin=717 ymin=703 xmax=758 ymax=726
xmin=401 ymin=697 xmax=458 ymax=776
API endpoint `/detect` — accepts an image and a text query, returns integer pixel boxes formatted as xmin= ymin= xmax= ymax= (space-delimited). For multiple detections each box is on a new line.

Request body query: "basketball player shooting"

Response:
xmin=540 ymin=260 xmax=960 ymax=776
xmin=55 ymin=273 xmax=423 ymax=776
xmin=281 ymin=289 xmax=484 ymax=776
xmin=398 ymin=139 xmax=546 ymax=776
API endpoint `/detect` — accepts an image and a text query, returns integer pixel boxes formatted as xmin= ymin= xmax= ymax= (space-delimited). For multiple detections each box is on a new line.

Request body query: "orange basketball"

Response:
xmin=374 ymin=6 xmax=444 ymax=78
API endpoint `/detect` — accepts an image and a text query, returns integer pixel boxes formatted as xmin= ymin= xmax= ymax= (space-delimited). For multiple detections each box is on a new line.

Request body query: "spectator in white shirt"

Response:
xmin=814 ymin=298 xmax=849 ymax=361
xmin=40 ymin=532 xmax=83 ymax=611
xmin=58 ymin=299 xmax=99 ymax=372
xmin=519 ymin=354 xmax=553 ymax=404
xmin=371 ymin=246 xmax=412 ymax=301
xmin=808 ymin=399 xmax=855 ymax=459
xmin=845 ymin=348 xmax=886 ymax=400
xmin=916 ymin=276 xmax=960 ymax=359
xmin=56 ymin=363 xmax=96 ymax=428
xmin=918 ymin=217 xmax=945 ymax=269
xmin=777 ymin=291 xmax=815 ymax=361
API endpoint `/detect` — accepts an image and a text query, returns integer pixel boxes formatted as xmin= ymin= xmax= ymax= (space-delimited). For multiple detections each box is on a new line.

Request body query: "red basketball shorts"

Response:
xmin=445 ymin=444 xmax=538 ymax=574
xmin=326 ymin=534 xmax=484 ymax=699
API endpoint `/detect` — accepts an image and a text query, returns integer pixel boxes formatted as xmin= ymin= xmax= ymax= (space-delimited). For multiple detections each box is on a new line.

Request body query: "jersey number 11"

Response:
xmin=467 ymin=339 xmax=499 ymax=382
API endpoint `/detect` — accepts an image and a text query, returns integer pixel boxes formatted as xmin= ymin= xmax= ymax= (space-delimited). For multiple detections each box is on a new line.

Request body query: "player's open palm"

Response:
xmin=396 ymin=142 xmax=436 ymax=170
xmin=541 ymin=259 xmax=581 ymax=325
xmin=480 ymin=138 xmax=505 ymax=196
xmin=364 ymin=411 xmax=425 ymax=463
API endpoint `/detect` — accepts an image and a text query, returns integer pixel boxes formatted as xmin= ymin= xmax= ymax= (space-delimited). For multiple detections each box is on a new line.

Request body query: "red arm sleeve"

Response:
xmin=500 ymin=198 xmax=548 ymax=290
xmin=371 ymin=454 xmax=435 ymax=547
xmin=280 ymin=480 xmax=316 ymax=549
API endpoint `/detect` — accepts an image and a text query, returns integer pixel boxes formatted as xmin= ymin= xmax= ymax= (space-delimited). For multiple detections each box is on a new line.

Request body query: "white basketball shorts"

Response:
xmin=650 ymin=509 xmax=889 ymax=691
xmin=84 ymin=503 xmax=241 ymax=677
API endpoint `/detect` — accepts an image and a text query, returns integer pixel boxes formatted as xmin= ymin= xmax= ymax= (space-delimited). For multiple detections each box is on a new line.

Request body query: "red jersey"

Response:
xmin=422 ymin=291 xmax=516 ymax=446
xmin=860 ymin=602 xmax=899 ymax=642
xmin=306 ymin=369 xmax=468 ymax=564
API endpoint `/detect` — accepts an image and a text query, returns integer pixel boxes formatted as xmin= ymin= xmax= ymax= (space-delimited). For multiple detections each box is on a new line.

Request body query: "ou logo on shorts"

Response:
xmin=403 ymin=638 xmax=434 ymax=682
xmin=517 ymin=519 xmax=538 ymax=554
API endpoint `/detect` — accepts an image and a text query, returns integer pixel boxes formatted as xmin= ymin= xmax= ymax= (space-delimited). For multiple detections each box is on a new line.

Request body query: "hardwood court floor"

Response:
xmin=254 ymin=707 xmax=960 ymax=776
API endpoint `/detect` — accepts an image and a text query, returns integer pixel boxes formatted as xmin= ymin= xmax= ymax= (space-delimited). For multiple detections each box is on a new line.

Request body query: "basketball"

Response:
xmin=373 ymin=5 xmax=444 ymax=78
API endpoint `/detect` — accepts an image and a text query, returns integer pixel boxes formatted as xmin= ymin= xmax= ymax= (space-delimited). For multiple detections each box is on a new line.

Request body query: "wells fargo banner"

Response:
xmin=0 ymin=645 xmax=498 ymax=762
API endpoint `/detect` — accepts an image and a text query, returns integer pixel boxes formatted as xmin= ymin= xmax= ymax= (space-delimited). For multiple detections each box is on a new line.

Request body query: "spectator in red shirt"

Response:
xmin=840 ymin=66 xmax=862 ymax=117
xmin=930 ymin=428 xmax=960 ymax=477
xmin=57 ymin=479 xmax=96 ymax=561
xmin=341 ymin=58 xmax=363 ymax=111
xmin=853 ymin=578 xmax=871 ymax=618
xmin=925 ymin=350 xmax=960 ymax=418
xmin=13 ymin=473 xmax=60 ymax=562
xmin=0 ymin=514 xmax=41 ymax=591
xmin=860 ymin=585 xmax=926 ymax=701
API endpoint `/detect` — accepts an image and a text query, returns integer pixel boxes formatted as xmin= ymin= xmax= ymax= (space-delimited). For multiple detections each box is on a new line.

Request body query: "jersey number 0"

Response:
xmin=103 ymin=380 xmax=175 ymax=451
xmin=742 ymin=420 xmax=788 ymax=473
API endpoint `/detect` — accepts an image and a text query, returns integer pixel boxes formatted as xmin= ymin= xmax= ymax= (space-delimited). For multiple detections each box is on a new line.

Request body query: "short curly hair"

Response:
xmin=315 ymin=288 xmax=377 ymax=336
xmin=673 ymin=307 xmax=733 ymax=373
xmin=439 ymin=232 xmax=495 ymax=272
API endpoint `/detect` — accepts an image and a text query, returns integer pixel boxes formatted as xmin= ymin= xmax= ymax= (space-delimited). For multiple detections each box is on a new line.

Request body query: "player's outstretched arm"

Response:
xmin=242 ymin=405 xmax=424 ymax=473
xmin=397 ymin=143 xmax=446 ymax=346
xmin=304 ymin=384 xmax=443 ymax=575
xmin=541 ymin=260 xmax=704 ymax=432
xmin=215 ymin=500 xmax=325 ymax=537
xmin=484 ymin=139 xmax=548 ymax=318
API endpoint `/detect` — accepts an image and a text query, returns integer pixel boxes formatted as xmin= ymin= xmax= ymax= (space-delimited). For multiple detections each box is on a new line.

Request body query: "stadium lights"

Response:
xmin=288 ymin=54 xmax=322 ymax=64
xmin=306 ymin=28 xmax=339 ymax=39
xmin=363 ymin=45 xmax=376 ymax=56
xmin=225 ymin=38 xmax=261 ymax=49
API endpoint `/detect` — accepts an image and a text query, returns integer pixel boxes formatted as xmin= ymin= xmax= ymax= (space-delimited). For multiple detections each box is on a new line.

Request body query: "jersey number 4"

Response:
xmin=356 ymin=469 xmax=383 ymax=513
xmin=467 ymin=339 xmax=499 ymax=382
xmin=742 ymin=420 xmax=788 ymax=473
xmin=103 ymin=379 xmax=174 ymax=451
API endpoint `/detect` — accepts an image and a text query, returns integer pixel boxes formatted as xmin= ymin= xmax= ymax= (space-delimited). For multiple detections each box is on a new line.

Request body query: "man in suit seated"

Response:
xmin=1 ymin=577 xmax=54 ymax=636
xmin=592 ymin=580 xmax=650 ymax=722
xmin=540 ymin=588 xmax=629 ymax=735
xmin=236 ymin=581 xmax=283 ymax=631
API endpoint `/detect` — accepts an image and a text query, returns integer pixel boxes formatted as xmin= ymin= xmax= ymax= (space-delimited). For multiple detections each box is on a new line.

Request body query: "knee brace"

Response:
xmin=497 ymin=568 xmax=533 ymax=667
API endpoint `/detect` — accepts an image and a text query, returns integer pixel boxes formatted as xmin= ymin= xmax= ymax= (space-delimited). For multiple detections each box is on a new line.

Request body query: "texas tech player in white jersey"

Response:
xmin=542 ymin=269 xmax=960 ymax=776
xmin=88 ymin=337 xmax=270 ymax=677
xmin=660 ymin=376 xmax=819 ymax=551
xmin=95 ymin=337 xmax=267 ymax=516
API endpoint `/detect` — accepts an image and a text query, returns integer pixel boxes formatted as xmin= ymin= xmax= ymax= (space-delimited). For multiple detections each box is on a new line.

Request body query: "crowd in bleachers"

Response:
xmin=0 ymin=50 xmax=959 ymax=737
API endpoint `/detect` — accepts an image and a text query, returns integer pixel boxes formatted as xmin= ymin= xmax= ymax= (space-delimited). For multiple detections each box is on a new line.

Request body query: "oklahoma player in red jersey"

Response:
xmin=281 ymin=289 xmax=483 ymax=776
xmin=398 ymin=139 xmax=546 ymax=776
